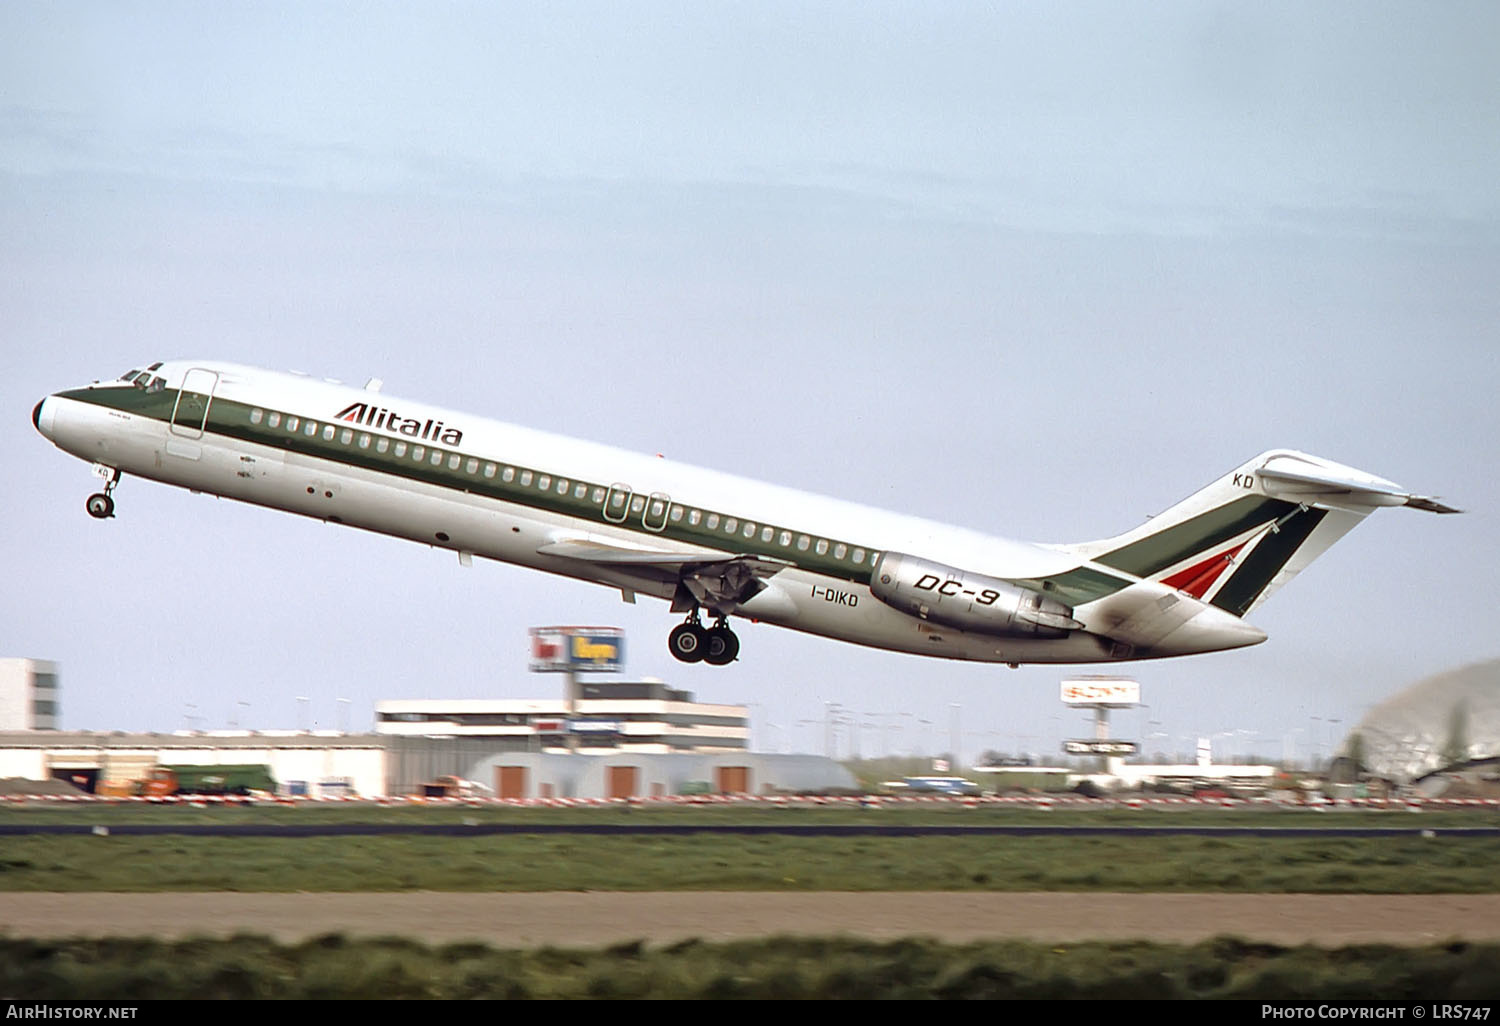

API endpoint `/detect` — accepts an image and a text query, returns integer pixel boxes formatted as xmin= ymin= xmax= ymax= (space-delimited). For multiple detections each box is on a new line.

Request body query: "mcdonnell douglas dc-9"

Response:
xmin=33 ymin=361 xmax=1457 ymax=667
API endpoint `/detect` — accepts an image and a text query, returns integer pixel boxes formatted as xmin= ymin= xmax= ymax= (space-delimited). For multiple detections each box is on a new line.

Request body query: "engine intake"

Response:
xmin=870 ymin=551 xmax=1080 ymax=638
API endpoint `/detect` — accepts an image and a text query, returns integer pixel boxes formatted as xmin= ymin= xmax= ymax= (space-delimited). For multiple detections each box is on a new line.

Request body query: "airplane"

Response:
xmin=32 ymin=360 xmax=1458 ymax=668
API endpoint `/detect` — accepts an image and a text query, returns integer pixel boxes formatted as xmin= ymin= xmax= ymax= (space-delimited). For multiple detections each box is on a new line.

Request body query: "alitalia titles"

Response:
xmin=335 ymin=402 xmax=463 ymax=445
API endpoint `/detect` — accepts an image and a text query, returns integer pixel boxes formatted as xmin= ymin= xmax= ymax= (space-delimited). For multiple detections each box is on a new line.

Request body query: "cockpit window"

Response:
xmin=116 ymin=364 xmax=167 ymax=389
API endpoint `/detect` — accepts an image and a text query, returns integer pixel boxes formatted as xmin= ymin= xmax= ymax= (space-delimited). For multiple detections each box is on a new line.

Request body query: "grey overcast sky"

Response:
xmin=3 ymin=2 xmax=1496 ymax=763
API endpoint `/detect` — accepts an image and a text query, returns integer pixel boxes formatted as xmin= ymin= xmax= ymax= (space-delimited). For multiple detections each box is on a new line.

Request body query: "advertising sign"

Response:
xmin=1060 ymin=676 xmax=1140 ymax=706
xmin=1062 ymin=739 xmax=1140 ymax=756
xmin=528 ymin=626 xmax=625 ymax=673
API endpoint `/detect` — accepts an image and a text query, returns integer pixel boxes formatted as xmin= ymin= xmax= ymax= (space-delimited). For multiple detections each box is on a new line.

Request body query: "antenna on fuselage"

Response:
xmin=364 ymin=377 xmax=383 ymax=392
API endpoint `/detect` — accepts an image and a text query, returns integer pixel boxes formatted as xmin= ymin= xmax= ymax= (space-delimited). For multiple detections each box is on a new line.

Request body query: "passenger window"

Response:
xmin=267 ymin=411 xmax=281 ymax=428
xmin=503 ymin=467 xmax=515 ymax=482
xmin=322 ymin=425 xmax=335 ymax=441
xmin=359 ymin=434 xmax=371 ymax=449
xmin=852 ymin=548 xmax=865 ymax=564
xmin=706 ymin=514 xmax=719 ymax=529
xmin=394 ymin=441 xmax=407 ymax=457
xmin=779 ymin=531 xmax=792 ymax=547
xmin=591 ymin=487 xmax=604 ymax=502
xmin=688 ymin=510 xmax=702 ymax=526
xmin=466 ymin=458 xmax=478 ymax=474
xmin=797 ymin=535 xmax=810 ymax=551
xmin=340 ymin=428 xmax=352 ymax=444
xmin=815 ymin=539 xmax=828 ymax=555
xmin=574 ymin=483 xmax=587 ymax=499
xmin=413 ymin=445 xmax=425 ymax=460
xmin=834 ymin=544 xmax=847 ymax=560
xmin=377 ymin=437 xmax=389 ymax=453
xmin=250 ymin=408 xmax=264 ymax=424
xmin=484 ymin=463 xmax=496 ymax=478
xmin=538 ymin=475 xmax=551 ymax=490
xmin=305 ymin=422 xmax=318 ymax=436
xmin=743 ymin=522 xmax=756 ymax=538
xmin=431 ymin=450 xmax=444 ymax=465
xmin=520 ymin=471 xmax=532 ymax=486
xmin=630 ymin=496 xmax=645 ymax=513
xmin=669 ymin=505 xmax=683 ymax=522
xmin=448 ymin=454 xmax=460 ymax=470
xmin=287 ymin=417 xmax=299 ymax=432
xmin=724 ymin=517 xmax=737 ymax=533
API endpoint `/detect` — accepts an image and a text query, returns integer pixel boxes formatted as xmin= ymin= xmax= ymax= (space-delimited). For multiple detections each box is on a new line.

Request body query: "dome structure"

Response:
xmin=1340 ymin=659 xmax=1500 ymax=783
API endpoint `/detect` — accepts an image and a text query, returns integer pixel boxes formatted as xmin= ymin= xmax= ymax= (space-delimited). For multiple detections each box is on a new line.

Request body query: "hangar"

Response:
xmin=1338 ymin=659 xmax=1500 ymax=785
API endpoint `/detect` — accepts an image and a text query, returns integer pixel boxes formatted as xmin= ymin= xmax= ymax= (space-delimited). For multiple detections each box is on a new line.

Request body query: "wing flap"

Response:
xmin=537 ymin=535 xmax=791 ymax=614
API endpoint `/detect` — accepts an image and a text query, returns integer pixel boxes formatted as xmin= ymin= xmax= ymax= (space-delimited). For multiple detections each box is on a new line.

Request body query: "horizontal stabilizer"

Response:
xmin=1258 ymin=456 xmax=1461 ymax=514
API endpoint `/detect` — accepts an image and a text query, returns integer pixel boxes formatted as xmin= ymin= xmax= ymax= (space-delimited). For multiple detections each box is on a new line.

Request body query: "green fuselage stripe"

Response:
xmin=64 ymin=384 xmax=1147 ymax=606
xmin=65 ymin=386 xmax=889 ymax=584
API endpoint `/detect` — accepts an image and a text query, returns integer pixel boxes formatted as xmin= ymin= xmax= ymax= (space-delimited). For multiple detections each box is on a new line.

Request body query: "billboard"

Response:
xmin=529 ymin=627 xmax=625 ymax=673
xmin=1062 ymin=739 xmax=1140 ymax=756
xmin=1060 ymin=676 xmax=1140 ymax=706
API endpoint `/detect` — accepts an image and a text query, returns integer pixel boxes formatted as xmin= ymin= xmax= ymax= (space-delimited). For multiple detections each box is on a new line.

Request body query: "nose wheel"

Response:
xmin=85 ymin=467 xmax=121 ymax=520
xmin=668 ymin=613 xmax=740 ymax=666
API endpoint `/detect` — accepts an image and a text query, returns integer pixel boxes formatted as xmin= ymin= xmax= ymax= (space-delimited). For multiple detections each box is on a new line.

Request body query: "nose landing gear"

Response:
xmin=86 ymin=466 xmax=121 ymax=520
xmin=667 ymin=611 xmax=740 ymax=666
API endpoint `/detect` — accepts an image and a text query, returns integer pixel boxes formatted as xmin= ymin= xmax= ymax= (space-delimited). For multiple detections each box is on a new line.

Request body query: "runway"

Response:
xmin=5 ymin=892 xmax=1500 ymax=947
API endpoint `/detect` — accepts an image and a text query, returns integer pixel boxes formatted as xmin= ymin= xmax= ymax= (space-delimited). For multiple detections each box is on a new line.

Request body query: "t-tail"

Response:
xmin=1049 ymin=450 xmax=1459 ymax=659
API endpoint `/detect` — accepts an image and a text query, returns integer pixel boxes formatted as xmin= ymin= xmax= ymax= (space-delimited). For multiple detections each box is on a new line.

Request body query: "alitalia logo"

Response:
xmin=335 ymin=402 xmax=464 ymax=445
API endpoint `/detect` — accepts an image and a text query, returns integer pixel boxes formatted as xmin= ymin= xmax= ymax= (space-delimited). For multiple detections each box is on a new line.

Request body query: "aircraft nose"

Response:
xmin=32 ymin=396 xmax=54 ymax=439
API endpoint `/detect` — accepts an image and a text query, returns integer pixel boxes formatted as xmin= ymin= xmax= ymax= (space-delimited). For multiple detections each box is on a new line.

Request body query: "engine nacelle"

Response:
xmin=870 ymin=551 xmax=1080 ymax=638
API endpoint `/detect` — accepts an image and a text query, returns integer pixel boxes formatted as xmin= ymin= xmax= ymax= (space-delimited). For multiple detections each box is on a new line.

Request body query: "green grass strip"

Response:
xmin=2 ymin=833 xmax=1497 ymax=892
xmin=3 ymin=934 xmax=1498 ymax=999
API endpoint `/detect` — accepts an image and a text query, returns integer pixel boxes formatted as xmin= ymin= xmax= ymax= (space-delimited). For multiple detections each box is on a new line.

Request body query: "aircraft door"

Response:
xmin=602 ymin=483 xmax=633 ymax=524
xmin=170 ymin=368 xmax=219 ymax=438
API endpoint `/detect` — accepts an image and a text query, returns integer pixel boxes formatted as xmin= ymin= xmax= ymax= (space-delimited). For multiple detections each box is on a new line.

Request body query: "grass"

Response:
xmin=4 ymin=934 xmax=1498 ymax=999
xmin=0 ymin=831 xmax=1496 ymax=892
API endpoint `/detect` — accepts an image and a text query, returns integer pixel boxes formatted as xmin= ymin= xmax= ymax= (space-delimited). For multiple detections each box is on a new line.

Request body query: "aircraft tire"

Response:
xmin=704 ymin=626 xmax=739 ymax=666
xmin=86 ymin=493 xmax=114 ymax=520
xmin=668 ymin=623 xmax=707 ymax=663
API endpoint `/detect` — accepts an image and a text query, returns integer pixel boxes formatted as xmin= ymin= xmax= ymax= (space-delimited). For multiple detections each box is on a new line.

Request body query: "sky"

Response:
xmin=3 ymin=2 xmax=1497 ymax=766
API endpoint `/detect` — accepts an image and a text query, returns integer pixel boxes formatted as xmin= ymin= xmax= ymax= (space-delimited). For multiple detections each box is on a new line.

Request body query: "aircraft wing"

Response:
xmin=536 ymin=536 xmax=792 ymax=613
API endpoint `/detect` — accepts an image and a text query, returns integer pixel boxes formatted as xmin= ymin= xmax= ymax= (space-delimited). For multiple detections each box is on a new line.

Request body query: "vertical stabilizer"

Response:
xmin=1062 ymin=450 xmax=1456 ymax=618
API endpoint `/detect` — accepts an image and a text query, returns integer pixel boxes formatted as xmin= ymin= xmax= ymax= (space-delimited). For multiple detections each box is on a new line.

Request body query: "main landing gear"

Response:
xmin=86 ymin=467 xmax=121 ymax=520
xmin=668 ymin=611 xmax=740 ymax=666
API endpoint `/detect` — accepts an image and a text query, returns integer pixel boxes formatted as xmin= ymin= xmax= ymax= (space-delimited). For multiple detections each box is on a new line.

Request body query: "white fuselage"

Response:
xmin=35 ymin=360 xmax=1264 ymax=665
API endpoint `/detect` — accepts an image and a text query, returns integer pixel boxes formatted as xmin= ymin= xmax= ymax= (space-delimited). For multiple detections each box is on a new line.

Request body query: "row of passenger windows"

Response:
xmin=247 ymin=406 xmax=874 ymax=566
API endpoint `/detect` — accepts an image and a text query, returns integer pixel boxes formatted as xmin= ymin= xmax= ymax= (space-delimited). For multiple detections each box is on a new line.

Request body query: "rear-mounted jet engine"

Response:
xmin=870 ymin=552 xmax=1081 ymax=638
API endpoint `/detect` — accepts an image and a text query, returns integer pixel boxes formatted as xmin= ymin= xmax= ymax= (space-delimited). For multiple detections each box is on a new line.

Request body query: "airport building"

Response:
xmin=375 ymin=678 xmax=748 ymax=753
xmin=0 ymin=731 xmax=856 ymax=799
xmin=0 ymin=730 xmax=385 ymax=797
xmin=0 ymin=658 xmax=59 ymax=731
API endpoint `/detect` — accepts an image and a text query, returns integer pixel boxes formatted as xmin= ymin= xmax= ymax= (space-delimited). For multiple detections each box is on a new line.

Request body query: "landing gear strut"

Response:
xmin=86 ymin=467 xmax=121 ymax=520
xmin=668 ymin=610 xmax=740 ymax=666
